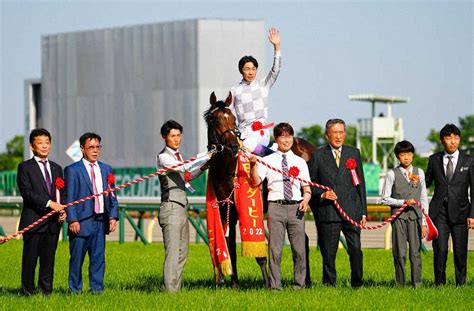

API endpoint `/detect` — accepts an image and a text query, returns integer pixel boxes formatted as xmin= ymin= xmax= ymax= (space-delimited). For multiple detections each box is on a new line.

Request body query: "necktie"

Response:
xmin=89 ymin=163 xmax=101 ymax=214
xmin=39 ymin=160 xmax=52 ymax=194
xmin=334 ymin=149 xmax=341 ymax=168
xmin=446 ymin=155 xmax=454 ymax=182
xmin=282 ymin=154 xmax=292 ymax=200
xmin=175 ymin=152 xmax=183 ymax=161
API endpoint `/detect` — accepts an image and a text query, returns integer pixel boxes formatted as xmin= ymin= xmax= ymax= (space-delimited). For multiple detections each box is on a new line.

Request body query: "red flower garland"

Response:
xmin=345 ymin=158 xmax=360 ymax=186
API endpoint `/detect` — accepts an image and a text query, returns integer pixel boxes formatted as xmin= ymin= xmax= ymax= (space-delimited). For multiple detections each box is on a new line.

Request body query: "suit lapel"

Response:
xmin=30 ymin=158 xmax=50 ymax=195
xmin=99 ymin=162 xmax=108 ymax=192
xmin=437 ymin=153 xmax=447 ymax=183
xmin=323 ymin=145 xmax=338 ymax=183
xmin=79 ymin=161 xmax=94 ymax=194
xmin=452 ymin=152 xmax=465 ymax=181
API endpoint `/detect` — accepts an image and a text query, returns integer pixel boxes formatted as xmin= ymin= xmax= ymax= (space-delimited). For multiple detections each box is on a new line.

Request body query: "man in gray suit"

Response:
xmin=308 ymin=119 xmax=367 ymax=288
xmin=157 ymin=120 xmax=210 ymax=292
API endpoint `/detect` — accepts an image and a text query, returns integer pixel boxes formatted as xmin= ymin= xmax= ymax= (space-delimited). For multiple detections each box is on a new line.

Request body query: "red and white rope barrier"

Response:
xmin=0 ymin=152 xmax=207 ymax=244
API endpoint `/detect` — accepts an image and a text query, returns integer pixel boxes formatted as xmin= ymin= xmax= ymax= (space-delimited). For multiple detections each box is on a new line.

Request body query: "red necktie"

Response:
xmin=89 ymin=163 xmax=101 ymax=214
xmin=175 ymin=152 xmax=182 ymax=161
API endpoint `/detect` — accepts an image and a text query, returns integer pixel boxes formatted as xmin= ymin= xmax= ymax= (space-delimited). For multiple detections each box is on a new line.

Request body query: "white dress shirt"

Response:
xmin=381 ymin=165 xmax=428 ymax=225
xmin=82 ymin=158 xmax=104 ymax=213
xmin=257 ymin=149 xmax=310 ymax=201
xmin=34 ymin=156 xmax=52 ymax=207
xmin=157 ymin=147 xmax=209 ymax=180
xmin=443 ymin=149 xmax=459 ymax=175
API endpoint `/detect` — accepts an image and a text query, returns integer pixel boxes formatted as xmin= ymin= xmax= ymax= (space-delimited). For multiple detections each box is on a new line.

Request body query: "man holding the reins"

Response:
xmin=157 ymin=120 xmax=211 ymax=292
xmin=230 ymin=27 xmax=281 ymax=156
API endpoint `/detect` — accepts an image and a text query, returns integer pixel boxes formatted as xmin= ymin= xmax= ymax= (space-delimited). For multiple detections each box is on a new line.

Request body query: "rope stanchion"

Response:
xmin=1 ymin=150 xmax=213 ymax=244
xmin=242 ymin=149 xmax=434 ymax=234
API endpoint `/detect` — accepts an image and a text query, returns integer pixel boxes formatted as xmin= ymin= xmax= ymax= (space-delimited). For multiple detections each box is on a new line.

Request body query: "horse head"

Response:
xmin=204 ymin=91 xmax=240 ymax=157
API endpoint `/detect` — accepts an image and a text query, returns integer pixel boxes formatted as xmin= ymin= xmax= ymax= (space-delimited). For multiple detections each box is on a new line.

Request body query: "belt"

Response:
xmin=269 ymin=200 xmax=302 ymax=205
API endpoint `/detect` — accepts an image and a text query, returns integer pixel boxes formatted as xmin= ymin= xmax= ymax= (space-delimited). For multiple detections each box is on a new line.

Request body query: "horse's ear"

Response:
xmin=225 ymin=91 xmax=233 ymax=107
xmin=210 ymin=92 xmax=217 ymax=106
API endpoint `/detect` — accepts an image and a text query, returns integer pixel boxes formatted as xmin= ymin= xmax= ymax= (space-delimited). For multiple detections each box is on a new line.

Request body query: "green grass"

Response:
xmin=0 ymin=241 xmax=473 ymax=310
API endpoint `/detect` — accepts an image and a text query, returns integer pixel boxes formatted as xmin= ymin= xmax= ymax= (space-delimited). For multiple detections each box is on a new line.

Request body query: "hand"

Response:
xmin=109 ymin=219 xmax=117 ymax=232
xmin=200 ymin=161 xmax=210 ymax=171
xmin=268 ymin=27 xmax=280 ymax=51
xmin=360 ymin=216 xmax=367 ymax=226
xmin=322 ymin=190 xmax=337 ymax=201
xmin=69 ymin=221 xmax=80 ymax=235
xmin=467 ymin=218 xmax=474 ymax=229
xmin=404 ymin=199 xmax=416 ymax=205
xmin=299 ymin=201 xmax=309 ymax=213
xmin=248 ymin=154 xmax=258 ymax=167
xmin=0 ymin=236 xmax=7 ymax=244
xmin=58 ymin=210 xmax=67 ymax=223
xmin=50 ymin=201 xmax=65 ymax=212
xmin=421 ymin=225 xmax=428 ymax=238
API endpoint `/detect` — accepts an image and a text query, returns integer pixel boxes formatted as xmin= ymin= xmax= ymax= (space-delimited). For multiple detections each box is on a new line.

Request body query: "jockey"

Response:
xmin=230 ymin=27 xmax=281 ymax=156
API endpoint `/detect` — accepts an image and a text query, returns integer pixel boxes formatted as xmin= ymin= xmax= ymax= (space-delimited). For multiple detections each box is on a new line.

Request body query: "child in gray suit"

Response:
xmin=381 ymin=140 xmax=428 ymax=287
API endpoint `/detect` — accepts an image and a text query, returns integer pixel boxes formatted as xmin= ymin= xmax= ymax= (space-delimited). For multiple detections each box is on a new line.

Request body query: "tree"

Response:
xmin=459 ymin=114 xmax=474 ymax=154
xmin=427 ymin=114 xmax=474 ymax=154
xmin=427 ymin=128 xmax=444 ymax=153
xmin=297 ymin=124 xmax=325 ymax=147
xmin=298 ymin=124 xmax=358 ymax=149
xmin=0 ymin=135 xmax=24 ymax=171
xmin=345 ymin=125 xmax=357 ymax=147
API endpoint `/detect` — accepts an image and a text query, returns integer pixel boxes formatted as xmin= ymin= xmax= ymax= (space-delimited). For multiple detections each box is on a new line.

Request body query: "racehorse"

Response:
xmin=204 ymin=91 xmax=269 ymax=288
xmin=204 ymin=91 xmax=317 ymax=288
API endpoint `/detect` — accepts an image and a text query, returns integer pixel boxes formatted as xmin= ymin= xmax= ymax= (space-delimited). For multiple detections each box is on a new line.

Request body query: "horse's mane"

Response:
xmin=203 ymin=100 xmax=229 ymax=125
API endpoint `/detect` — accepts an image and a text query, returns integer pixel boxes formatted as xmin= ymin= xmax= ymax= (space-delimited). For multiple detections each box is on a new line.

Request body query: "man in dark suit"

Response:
xmin=425 ymin=123 xmax=474 ymax=286
xmin=65 ymin=132 xmax=119 ymax=293
xmin=17 ymin=128 xmax=66 ymax=295
xmin=308 ymin=119 xmax=367 ymax=288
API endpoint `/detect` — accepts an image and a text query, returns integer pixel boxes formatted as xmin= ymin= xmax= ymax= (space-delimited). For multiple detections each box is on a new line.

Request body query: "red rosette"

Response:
xmin=55 ymin=177 xmax=65 ymax=189
xmin=184 ymin=171 xmax=192 ymax=182
xmin=251 ymin=121 xmax=263 ymax=131
xmin=288 ymin=166 xmax=300 ymax=185
xmin=107 ymin=173 xmax=116 ymax=198
xmin=107 ymin=173 xmax=115 ymax=185
xmin=345 ymin=158 xmax=360 ymax=186
xmin=288 ymin=166 xmax=300 ymax=178
xmin=345 ymin=158 xmax=357 ymax=170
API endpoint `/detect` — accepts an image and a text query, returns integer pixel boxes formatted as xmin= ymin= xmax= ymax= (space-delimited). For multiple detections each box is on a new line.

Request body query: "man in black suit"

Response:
xmin=426 ymin=123 xmax=474 ymax=286
xmin=17 ymin=128 xmax=66 ymax=295
xmin=308 ymin=119 xmax=367 ymax=288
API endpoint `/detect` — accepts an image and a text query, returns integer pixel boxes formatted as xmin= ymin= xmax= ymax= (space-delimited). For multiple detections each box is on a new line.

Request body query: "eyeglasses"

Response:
xmin=84 ymin=145 xmax=102 ymax=151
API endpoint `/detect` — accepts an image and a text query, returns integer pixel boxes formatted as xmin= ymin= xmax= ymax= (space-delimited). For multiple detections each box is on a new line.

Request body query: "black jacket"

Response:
xmin=308 ymin=144 xmax=367 ymax=222
xmin=425 ymin=151 xmax=474 ymax=223
xmin=17 ymin=158 xmax=66 ymax=233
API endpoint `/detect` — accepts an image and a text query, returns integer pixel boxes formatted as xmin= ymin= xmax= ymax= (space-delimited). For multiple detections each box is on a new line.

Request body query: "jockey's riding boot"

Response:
xmin=253 ymin=144 xmax=275 ymax=157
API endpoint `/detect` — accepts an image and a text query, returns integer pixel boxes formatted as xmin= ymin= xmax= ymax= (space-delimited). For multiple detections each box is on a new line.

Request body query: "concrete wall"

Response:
xmin=38 ymin=19 xmax=264 ymax=167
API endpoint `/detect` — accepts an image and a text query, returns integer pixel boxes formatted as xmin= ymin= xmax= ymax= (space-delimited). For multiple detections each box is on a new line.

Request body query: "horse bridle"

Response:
xmin=207 ymin=107 xmax=241 ymax=154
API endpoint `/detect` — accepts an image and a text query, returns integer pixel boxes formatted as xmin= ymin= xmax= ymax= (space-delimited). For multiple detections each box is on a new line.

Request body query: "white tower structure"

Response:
xmin=349 ymin=94 xmax=408 ymax=173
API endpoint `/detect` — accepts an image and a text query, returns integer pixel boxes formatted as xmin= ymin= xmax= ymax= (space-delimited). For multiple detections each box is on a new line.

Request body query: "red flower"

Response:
xmin=288 ymin=166 xmax=300 ymax=178
xmin=55 ymin=177 xmax=65 ymax=189
xmin=251 ymin=121 xmax=264 ymax=131
xmin=345 ymin=158 xmax=357 ymax=170
xmin=184 ymin=172 xmax=192 ymax=182
xmin=107 ymin=173 xmax=115 ymax=185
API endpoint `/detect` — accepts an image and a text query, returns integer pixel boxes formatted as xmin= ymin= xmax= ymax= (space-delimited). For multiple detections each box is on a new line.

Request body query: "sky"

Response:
xmin=1 ymin=0 xmax=472 ymax=155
